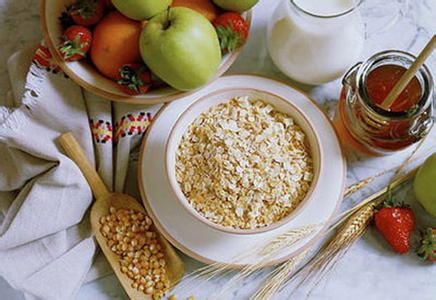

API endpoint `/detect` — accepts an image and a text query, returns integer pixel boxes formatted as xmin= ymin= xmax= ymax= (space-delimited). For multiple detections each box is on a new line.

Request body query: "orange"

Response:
xmin=91 ymin=11 xmax=142 ymax=80
xmin=172 ymin=0 xmax=220 ymax=21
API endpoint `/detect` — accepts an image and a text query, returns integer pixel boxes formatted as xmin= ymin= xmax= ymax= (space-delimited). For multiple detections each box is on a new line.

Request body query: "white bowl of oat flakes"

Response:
xmin=166 ymin=89 xmax=321 ymax=235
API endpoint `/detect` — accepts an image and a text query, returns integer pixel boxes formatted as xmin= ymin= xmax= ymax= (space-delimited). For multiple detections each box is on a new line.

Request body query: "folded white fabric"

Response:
xmin=0 ymin=45 xmax=96 ymax=300
xmin=0 ymin=44 xmax=162 ymax=299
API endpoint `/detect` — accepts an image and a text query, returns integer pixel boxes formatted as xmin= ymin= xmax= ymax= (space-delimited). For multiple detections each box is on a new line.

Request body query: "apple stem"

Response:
xmin=163 ymin=6 xmax=171 ymax=30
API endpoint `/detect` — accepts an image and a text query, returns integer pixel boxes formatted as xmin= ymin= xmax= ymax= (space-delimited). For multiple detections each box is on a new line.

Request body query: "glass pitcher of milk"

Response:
xmin=267 ymin=0 xmax=366 ymax=85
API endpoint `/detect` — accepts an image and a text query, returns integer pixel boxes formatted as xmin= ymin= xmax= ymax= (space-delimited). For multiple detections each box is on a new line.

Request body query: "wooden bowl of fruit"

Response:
xmin=40 ymin=0 xmax=254 ymax=104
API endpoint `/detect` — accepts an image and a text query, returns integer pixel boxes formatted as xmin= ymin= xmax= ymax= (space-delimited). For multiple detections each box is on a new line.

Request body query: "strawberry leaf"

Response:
xmin=381 ymin=196 xmax=408 ymax=209
xmin=59 ymin=34 xmax=87 ymax=60
xmin=216 ymin=25 xmax=244 ymax=53
xmin=118 ymin=65 xmax=149 ymax=93
xmin=417 ymin=228 xmax=436 ymax=261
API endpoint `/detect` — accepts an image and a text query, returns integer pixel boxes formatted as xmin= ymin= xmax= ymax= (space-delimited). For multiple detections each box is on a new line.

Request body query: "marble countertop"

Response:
xmin=0 ymin=0 xmax=435 ymax=299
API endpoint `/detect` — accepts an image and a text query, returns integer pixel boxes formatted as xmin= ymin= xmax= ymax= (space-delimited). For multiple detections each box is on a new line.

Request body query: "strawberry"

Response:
xmin=374 ymin=198 xmax=415 ymax=254
xmin=69 ymin=0 xmax=105 ymax=26
xmin=417 ymin=227 xmax=436 ymax=262
xmin=59 ymin=25 xmax=92 ymax=61
xmin=117 ymin=64 xmax=152 ymax=95
xmin=213 ymin=12 xmax=249 ymax=53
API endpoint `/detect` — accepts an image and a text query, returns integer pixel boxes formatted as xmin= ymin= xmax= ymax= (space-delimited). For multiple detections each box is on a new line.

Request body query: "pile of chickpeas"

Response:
xmin=100 ymin=207 xmax=169 ymax=298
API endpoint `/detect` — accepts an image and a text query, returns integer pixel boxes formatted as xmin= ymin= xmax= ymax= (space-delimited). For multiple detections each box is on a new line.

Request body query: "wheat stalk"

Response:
xmin=296 ymin=198 xmax=381 ymax=290
xmin=343 ymin=149 xmax=432 ymax=198
xmin=250 ymin=199 xmax=382 ymax=300
xmin=330 ymin=166 xmax=418 ymax=233
xmin=251 ymin=250 xmax=309 ymax=300
xmin=209 ymin=224 xmax=320 ymax=299
xmin=260 ymin=224 xmax=321 ymax=257
xmin=176 ymin=224 xmax=320 ymax=297
xmin=344 ymin=175 xmax=381 ymax=197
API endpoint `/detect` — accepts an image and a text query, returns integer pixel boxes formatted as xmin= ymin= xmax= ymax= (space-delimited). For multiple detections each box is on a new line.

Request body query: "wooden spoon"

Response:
xmin=380 ymin=35 xmax=436 ymax=110
xmin=58 ymin=132 xmax=184 ymax=299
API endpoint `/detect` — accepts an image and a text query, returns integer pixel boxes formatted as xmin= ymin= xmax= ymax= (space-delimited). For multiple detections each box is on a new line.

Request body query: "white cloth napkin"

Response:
xmin=0 ymin=44 xmax=162 ymax=299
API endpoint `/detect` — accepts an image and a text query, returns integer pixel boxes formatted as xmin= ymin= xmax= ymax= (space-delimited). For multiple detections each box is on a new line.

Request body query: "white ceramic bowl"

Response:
xmin=40 ymin=0 xmax=252 ymax=104
xmin=165 ymin=88 xmax=323 ymax=235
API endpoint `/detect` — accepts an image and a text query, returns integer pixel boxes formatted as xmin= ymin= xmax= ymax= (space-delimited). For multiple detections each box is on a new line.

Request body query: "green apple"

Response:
xmin=212 ymin=0 xmax=259 ymax=12
xmin=112 ymin=0 xmax=172 ymax=20
xmin=140 ymin=7 xmax=221 ymax=91
xmin=414 ymin=153 xmax=436 ymax=217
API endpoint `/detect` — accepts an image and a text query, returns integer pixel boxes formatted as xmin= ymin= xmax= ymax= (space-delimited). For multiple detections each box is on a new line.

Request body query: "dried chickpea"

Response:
xmin=146 ymin=286 xmax=154 ymax=294
xmin=100 ymin=207 xmax=169 ymax=298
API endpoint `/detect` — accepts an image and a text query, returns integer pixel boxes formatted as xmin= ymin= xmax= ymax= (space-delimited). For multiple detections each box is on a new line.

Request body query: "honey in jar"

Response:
xmin=334 ymin=50 xmax=434 ymax=155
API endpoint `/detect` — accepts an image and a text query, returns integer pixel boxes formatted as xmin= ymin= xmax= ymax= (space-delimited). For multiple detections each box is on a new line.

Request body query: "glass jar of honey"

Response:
xmin=335 ymin=50 xmax=434 ymax=155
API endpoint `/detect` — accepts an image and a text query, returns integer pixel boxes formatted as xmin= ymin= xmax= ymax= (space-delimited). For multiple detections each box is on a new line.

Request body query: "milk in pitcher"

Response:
xmin=267 ymin=0 xmax=364 ymax=85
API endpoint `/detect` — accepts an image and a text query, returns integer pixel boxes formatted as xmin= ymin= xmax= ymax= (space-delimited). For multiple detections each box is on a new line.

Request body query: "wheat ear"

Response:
xmin=344 ymin=150 xmax=432 ymax=198
xmin=295 ymin=198 xmax=381 ymax=293
xmin=177 ymin=224 xmax=319 ymax=294
xmin=210 ymin=224 xmax=320 ymax=298
xmin=251 ymin=249 xmax=310 ymax=300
